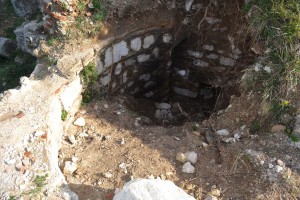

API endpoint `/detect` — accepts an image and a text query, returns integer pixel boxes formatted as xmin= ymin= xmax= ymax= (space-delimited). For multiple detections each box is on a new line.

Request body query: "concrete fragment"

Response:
xmin=113 ymin=179 xmax=196 ymax=200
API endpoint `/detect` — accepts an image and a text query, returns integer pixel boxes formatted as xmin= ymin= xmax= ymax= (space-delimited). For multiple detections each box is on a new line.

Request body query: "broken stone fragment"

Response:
xmin=64 ymin=161 xmax=77 ymax=174
xmin=216 ymin=129 xmax=230 ymax=136
xmin=271 ymin=125 xmax=286 ymax=133
xmin=73 ymin=117 xmax=85 ymax=126
xmin=182 ymin=162 xmax=195 ymax=173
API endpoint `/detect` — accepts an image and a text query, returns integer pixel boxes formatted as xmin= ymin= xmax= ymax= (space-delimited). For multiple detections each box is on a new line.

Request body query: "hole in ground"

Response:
xmin=92 ymin=35 xmax=237 ymax=126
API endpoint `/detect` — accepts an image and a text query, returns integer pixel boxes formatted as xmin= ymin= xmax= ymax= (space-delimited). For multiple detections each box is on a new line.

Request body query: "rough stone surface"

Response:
xmin=14 ymin=20 xmax=45 ymax=55
xmin=0 ymin=37 xmax=17 ymax=58
xmin=113 ymin=179 xmax=196 ymax=200
xmin=11 ymin=0 xmax=40 ymax=17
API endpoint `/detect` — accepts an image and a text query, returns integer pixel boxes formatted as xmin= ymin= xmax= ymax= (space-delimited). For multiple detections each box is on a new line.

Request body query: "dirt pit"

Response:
xmin=59 ymin=94 xmax=300 ymax=200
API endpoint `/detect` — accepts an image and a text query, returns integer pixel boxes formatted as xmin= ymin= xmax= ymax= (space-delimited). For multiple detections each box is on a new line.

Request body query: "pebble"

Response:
xmin=277 ymin=159 xmax=284 ymax=167
xmin=268 ymin=163 xmax=274 ymax=169
xmin=205 ymin=195 xmax=218 ymax=200
xmin=202 ymin=142 xmax=209 ymax=148
xmin=155 ymin=103 xmax=171 ymax=110
xmin=210 ymin=188 xmax=221 ymax=197
xmin=64 ymin=161 xmax=77 ymax=174
xmin=271 ymin=125 xmax=286 ymax=133
xmin=68 ymin=135 xmax=77 ymax=144
xmin=71 ymin=156 xmax=78 ymax=163
xmin=103 ymin=172 xmax=113 ymax=178
xmin=73 ymin=117 xmax=86 ymax=126
xmin=182 ymin=162 xmax=195 ymax=173
xmin=103 ymin=104 xmax=109 ymax=109
xmin=176 ymin=153 xmax=187 ymax=163
xmin=4 ymin=158 xmax=16 ymax=165
xmin=216 ymin=129 xmax=230 ymax=136
xmin=275 ymin=165 xmax=283 ymax=173
xmin=185 ymin=151 xmax=198 ymax=164
xmin=34 ymin=131 xmax=45 ymax=137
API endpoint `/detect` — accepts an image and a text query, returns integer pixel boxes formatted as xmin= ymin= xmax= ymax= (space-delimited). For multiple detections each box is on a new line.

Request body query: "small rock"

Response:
xmin=182 ymin=162 xmax=195 ymax=174
xmin=4 ymin=158 xmax=16 ymax=165
xmin=185 ymin=152 xmax=198 ymax=164
xmin=268 ymin=163 xmax=274 ymax=169
xmin=103 ymin=104 xmax=109 ymax=109
xmin=119 ymin=162 xmax=128 ymax=174
xmin=234 ymin=133 xmax=240 ymax=140
xmin=275 ymin=165 xmax=283 ymax=173
xmin=71 ymin=156 xmax=78 ymax=163
xmin=68 ymin=135 xmax=77 ymax=145
xmin=185 ymin=0 xmax=194 ymax=11
xmin=277 ymin=159 xmax=285 ymax=167
xmin=216 ymin=129 xmax=230 ymax=136
xmin=120 ymin=138 xmax=126 ymax=145
xmin=271 ymin=125 xmax=286 ymax=133
xmin=210 ymin=189 xmax=221 ymax=197
xmin=34 ymin=131 xmax=45 ymax=137
xmin=174 ymin=136 xmax=180 ymax=141
xmin=80 ymin=110 xmax=87 ymax=114
xmin=103 ymin=172 xmax=113 ymax=178
xmin=202 ymin=142 xmax=208 ymax=148
xmin=64 ymin=161 xmax=77 ymax=174
xmin=205 ymin=195 xmax=218 ymax=200
xmin=74 ymin=117 xmax=86 ymax=126
xmin=155 ymin=103 xmax=171 ymax=110
xmin=176 ymin=153 xmax=187 ymax=163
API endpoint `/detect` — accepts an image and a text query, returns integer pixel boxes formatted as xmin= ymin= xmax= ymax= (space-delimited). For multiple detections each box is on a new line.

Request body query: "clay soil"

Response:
xmin=60 ymin=94 xmax=300 ymax=200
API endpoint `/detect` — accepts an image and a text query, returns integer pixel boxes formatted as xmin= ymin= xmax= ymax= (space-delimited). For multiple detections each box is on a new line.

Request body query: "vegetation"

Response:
xmin=0 ymin=54 xmax=36 ymax=93
xmin=80 ymin=62 xmax=99 ymax=104
xmin=92 ymin=0 xmax=107 ymax=22
xmin=24 ymin=174 xmax=48 ymax=196
xmin=244 ymin=0 xmax=300 ymax=136
xmin=61 ymin=109 xmax=68 ymax=121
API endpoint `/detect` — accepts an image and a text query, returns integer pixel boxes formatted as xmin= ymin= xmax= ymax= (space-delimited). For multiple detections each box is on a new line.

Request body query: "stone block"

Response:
xmin=220 ymin=56 xmax=236 ymax=66
xmin=143 ymin=35 xmax=155 ymax=49
xmin=130 ymin=37 xmax=142 ymax=51
xmin=113 ymin=41 xmax=129 ymax=63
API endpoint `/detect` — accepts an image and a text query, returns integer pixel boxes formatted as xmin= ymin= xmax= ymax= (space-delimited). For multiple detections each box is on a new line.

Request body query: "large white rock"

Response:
xmin=113 ymin=179 xmax=196 ymax=200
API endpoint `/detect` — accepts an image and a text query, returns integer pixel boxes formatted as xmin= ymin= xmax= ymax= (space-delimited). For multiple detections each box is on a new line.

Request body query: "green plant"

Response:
xmin=8 ymin=196 xmax=17 ymax=200
xmin=78 ymin=1 xmax=85 ymax=12
xmin=80 ymin=63 xmax=98 ymax=85
xmin=80 ymin=63 xmax=98 ymax=104
xmin=245 ymin=0 xmax=300 ymax=126
xmin=290 ymin=133 xmax=300 ymax=142
xmin=47 ymin=36 xmax=58 ymax=46
xmin=92 ymin=0 xmax=107 ymax=22
xmin=61 ymin=109 xmax=68 ymax=121
xmin=0 ymin=54 xmax=36 ymax=92
xmin=24 ymin=174 xmax=48 ymax=196
xmin=250 ymin=119 xmax=261 ymax=133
